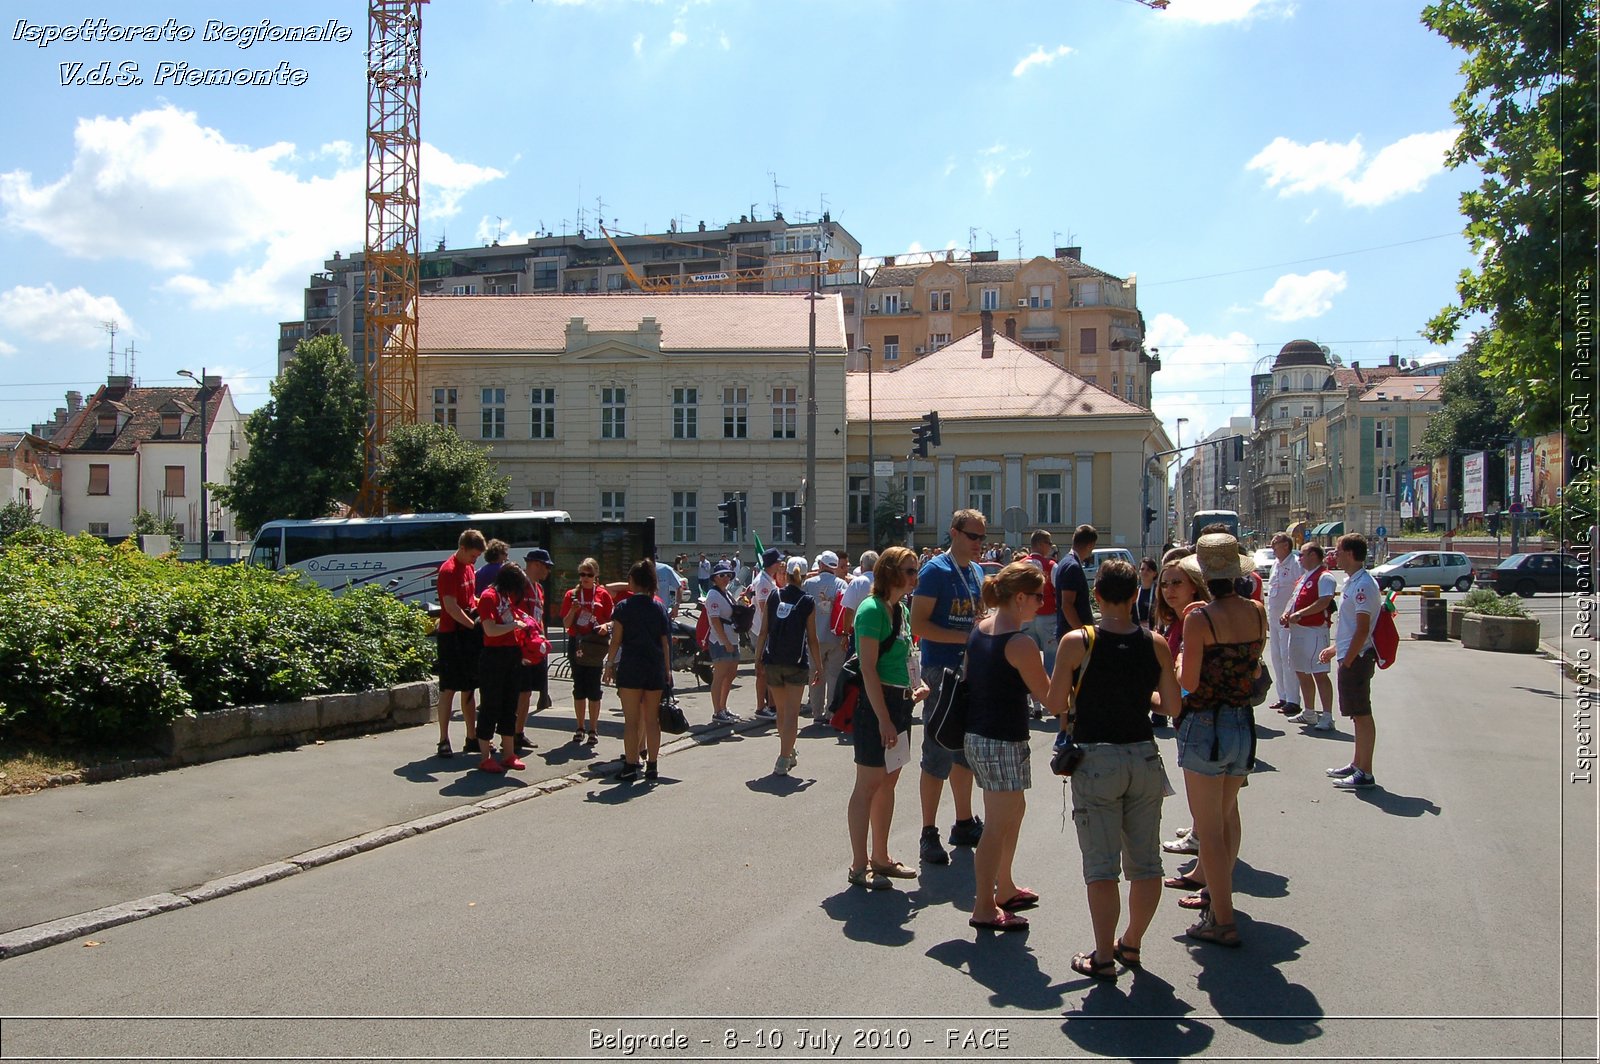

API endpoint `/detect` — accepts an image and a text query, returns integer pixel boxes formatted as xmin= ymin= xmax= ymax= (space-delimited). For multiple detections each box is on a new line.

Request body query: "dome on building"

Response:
xmin=1274 ymin=339 xmax=1329 ymax=367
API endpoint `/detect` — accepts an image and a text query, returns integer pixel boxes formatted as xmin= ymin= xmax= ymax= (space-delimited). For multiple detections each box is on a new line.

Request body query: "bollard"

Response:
xmin=1422 ymin=597 xmax=1449 ymax=641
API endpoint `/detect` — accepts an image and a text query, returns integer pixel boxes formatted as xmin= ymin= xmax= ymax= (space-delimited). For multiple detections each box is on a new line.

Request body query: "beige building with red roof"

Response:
xmin=416 ymin=292 xmax=849 ymax=555
xmin=2 ymin=431 xmax=60 ymax=529
xmin=845 ymin=316 xmax=1173 ymax=555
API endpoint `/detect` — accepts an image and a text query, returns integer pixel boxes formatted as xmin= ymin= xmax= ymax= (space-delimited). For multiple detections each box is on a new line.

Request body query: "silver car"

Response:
xmin=1370 ymin=550 xmax=1475 ymax=592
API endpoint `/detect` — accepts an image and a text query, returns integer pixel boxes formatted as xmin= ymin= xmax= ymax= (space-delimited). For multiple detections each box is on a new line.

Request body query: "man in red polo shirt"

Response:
xmin=434 ymin=529 xmax=485 ymax=757
xmin=1023 ymin=529 xmax=1058 ymax=718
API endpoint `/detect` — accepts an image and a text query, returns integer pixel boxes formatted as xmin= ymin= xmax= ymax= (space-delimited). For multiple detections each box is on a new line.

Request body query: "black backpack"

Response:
xmin=761 ymin=586 xmax=814 ymax=667
xmin=710 ymin=586 xmax=755 ymax=634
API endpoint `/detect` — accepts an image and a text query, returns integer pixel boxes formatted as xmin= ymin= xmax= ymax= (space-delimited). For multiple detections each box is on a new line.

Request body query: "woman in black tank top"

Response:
xmin=1049 ymin=559 xmax=1182 ymax=980
xmin=964 ymin=562 xmax=1058 ymax=933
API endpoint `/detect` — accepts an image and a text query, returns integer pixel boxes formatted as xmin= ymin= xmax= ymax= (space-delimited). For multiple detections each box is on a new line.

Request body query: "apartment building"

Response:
xmin=857 ymin=246 xmax=1156 ymax=408
xmin=280 ymin=213 xmax=864 ymax=374
xmin=844 ymin=314 xmax=1172 ymax=557
xmin=1 ymin=432 xmax=60 ymax=528
xmin=55 ymin=375 xmax=249 ymax=542
xmin=414 ymin=292 xmax=848 ymax=557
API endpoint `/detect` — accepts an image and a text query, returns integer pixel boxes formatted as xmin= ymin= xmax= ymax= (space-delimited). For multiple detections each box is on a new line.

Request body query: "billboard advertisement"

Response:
xmin=1430 ymin=456 xmax=1450 ymax=520
xmin=1532 ymin=432 xmax=1567 ymax=508
xmin=1399 ymin=467 xmax=1416 ymax=519
xmin=1413 ymin=466 xmax=1432 ymax=525
xmin=1511 ymin=443 xmax=1534 ymax=508
xmin=1463 ymin=451 xmax=1486 ymax=515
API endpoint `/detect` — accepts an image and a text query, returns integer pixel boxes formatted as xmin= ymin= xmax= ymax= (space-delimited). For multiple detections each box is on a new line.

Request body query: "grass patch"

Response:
xmin=0 ymin=740 xmax=164 ymax=795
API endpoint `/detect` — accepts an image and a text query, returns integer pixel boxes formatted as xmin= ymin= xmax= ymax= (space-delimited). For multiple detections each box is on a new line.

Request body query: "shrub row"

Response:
xmin=0 ymin=527 xmax=434 ymax=745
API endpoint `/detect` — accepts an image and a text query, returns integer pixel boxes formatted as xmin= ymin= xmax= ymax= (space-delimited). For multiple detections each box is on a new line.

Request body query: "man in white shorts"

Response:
xmin=1281 ymin=542 xmax=1336 ymax=730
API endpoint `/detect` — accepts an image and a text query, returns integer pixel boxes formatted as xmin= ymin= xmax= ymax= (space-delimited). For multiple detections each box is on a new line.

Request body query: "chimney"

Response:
xmin=1350 ymin=361 xmax=1360 ymax=371
xmin=981 ymin=310 xmax=994 ymax=359
xmin=1055 ymin=246 xmax=1081 ymax=261
xmin=1004 ymin=315 xmax=1017 ymax=341
xmin=1389 ymin=353 xmax=1399 ymax=367
xmin=66 ymin=390 xmax=83 ymax=414
xmin=883 ymin=255 xmax=896 ymax=267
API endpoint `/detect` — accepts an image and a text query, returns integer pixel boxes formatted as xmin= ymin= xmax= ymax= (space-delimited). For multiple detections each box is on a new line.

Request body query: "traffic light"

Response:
xmin=889 ymin=512 xmax=908 ymax=540
xmin=781 ymin=504 xmax=804 ymax=542
xmin=911 ymin=410 xmax=942 ymax=458
xmin=923 ymin=410 xmax=941 ymax=447
xmin=1145 ymin=506 xmax=1158 ymax=529
xmin=1233 ymin=435 xmax=1245 ymax=462
xmin=718 ymin=496 xmax=741 ymax=533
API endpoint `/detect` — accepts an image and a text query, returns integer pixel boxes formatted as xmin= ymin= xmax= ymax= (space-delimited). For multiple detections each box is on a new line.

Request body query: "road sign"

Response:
xmin=1375 ymin=525 xmax=1387 ymax=538
xmin=1002 ymin=506 xmax=1029 ymax=534
xmin=874 ymin=460 xmax=894 ymax=478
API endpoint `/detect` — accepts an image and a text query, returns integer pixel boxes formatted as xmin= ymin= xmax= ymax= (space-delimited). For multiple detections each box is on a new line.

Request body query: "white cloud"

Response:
xmin=669 ymin=28 xmax=687 ymax=47
xmin=473 ymin=215 xmax=532 ymax=245
xmin=632 ymin=33 xmax=644 ymax=55
xmin=718 ymin=31 xmax=730 ymax=49
xmin=1012 ymin=44 xmax=1073 ymax=78
xmin=1259 ymin=270 xmax=1348 ymax=321
xmin=0 ymin=284 xmax=131 ymax=356
xmin=0 ymin=106 xmax=505 ymax=315
xmin=1246 ymin=129 xmax=1455 ymax=207
xmin=1147 ymin=312 xmax=1258 ymax=442
xmin=1162 ymin=0 xmax=1295 ymax=25
xmin=975 ymin=145 xmax=1030 ymax=195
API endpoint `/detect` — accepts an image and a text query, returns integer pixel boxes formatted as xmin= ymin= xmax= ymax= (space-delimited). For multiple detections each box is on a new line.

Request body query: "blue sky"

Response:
xmin=0 ymin=0 xmax=1480 ymax=447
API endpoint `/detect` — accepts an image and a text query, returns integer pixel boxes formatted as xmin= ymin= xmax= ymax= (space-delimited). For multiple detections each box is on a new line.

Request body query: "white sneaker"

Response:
xmin=1325 ymin=763 xmax=1358 ymax=778
xmin=711 ymin=709 xmax=740 ymax=724
xmin=773 ymin=754 xmax=790 ymax=776
xmin=755 ymin=706 xmax=778 ymax=720
xmin=1162 ymin=835 xmax=1200 ymax=855
xmin=1287 ymin=709 xmax=1318 ymax=725
xmin=1314 ymin=713 xmax=1334 ymax=731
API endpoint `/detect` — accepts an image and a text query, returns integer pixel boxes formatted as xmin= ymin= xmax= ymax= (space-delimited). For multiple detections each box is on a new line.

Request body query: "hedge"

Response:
xmin=0 ymin=527 xmax=434 ymax=745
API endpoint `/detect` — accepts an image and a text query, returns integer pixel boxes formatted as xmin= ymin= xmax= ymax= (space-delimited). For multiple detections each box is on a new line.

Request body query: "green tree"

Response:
xmin=129 ymin=509 xmax=180 ymax=538
xmin=213 ymin=334 xmax=368 ymax=535
xmin=378 ymin=422 xmax=509 ymax=514
xmin=1419 ymin=333 xmax=1515 ymax=458
xmin=0 ymin=500 xmax=38 ymax=543
xmin=1421 ymin=0 xmax=1596 ymax=442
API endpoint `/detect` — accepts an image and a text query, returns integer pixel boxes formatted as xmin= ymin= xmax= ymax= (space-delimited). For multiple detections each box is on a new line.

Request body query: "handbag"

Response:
xmin=573 ymin=630 xmax=609 ymax=667
xmin=926 ymin=666 xmax=969 ymax=751
xmin=1248 ymin=661 xmax=1273 ymax=707
xmin=659 ymin=698 xmax=689 ymax=734
xmin=827 ymin=599 xmax=902 ymax=733
xmin=1051 ymin=625 xmax=1097 ymax=777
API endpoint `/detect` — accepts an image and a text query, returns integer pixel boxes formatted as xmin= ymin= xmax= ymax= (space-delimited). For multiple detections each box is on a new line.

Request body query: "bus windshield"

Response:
xmin=1190 ymin=510 xmax=1240 ymax=544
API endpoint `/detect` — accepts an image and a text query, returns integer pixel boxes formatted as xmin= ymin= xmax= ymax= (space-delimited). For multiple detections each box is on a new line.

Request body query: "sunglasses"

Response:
xmin=1026 ymin=591 xmax=1045 ymax=602
xmin=579 ymin=572 xmax=596 ymax=578
xmin=953 ymin=527 xmax=986 ymax=543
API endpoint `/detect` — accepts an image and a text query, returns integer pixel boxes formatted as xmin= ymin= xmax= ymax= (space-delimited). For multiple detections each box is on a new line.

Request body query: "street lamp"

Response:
xmin=801 ymin=222 xmax=834 ymax=554
xmin=176 ymin=368 xmax=209 ymax=562
xmin=860 ymin=344 xmax=875 ymax=548
xmin=1174 ymin=417 xmax=1189 ymax=543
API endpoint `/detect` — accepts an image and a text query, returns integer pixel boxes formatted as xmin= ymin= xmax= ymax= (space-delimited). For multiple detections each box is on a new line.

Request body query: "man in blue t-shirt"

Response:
xmin=1054 ymin=523 xmax=1097 ymax=639
xmin=911 ymin=508 xmax=989 ymax=866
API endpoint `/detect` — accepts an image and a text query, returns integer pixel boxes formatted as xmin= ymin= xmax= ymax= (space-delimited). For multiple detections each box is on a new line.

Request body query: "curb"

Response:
xmin=0 ymin=714 xmax=774 ymax=961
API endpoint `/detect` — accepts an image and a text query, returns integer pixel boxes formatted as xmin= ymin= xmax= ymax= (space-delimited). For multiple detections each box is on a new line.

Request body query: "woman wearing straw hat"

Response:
xmin=1174 ymin=533 xmax=1268 ymax=948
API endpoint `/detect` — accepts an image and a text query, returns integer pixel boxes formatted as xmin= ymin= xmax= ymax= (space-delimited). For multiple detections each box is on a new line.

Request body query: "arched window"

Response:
xmin=1303 ymin=372 xmax=1315 ymax=390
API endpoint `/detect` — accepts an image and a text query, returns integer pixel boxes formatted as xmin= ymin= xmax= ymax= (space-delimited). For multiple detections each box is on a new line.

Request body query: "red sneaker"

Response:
xmin=501 ymin=754 xmax=527 ymax=770
xmin=478 ymin=755 xmax=506 ymax=774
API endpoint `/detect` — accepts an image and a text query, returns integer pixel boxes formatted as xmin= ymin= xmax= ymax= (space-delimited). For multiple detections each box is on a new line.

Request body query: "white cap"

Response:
xmin=816 ymin=550 xmax=840 ymax=569
xmin=785 ymin=555 xmax=809 ymax=578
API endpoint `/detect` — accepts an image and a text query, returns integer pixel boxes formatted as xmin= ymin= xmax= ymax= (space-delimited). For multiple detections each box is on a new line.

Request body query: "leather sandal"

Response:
xmin=1178 ymin=889 xmax=1211 ymax=910
xmin=1113 ymin=939 xmax=1142 ymax=968
xmin=1186 ymin=911 xmax=1242 ymax=948
xmin=1071 ymin=950 xmax=1116 ymax=980
xmin=869 ymin=860 xmax=917 ymax=879
xmin=1164 ymin=874 xmax=1204 ymax=891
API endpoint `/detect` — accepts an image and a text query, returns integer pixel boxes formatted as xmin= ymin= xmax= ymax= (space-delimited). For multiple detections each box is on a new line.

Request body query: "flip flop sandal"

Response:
xmin=999 ymin=889 xmax=1040 ymax=912
xmin=969 ymin=911 xmax=1029 ymax=932
xmin=846 ymin=866 xmax=891 ymax=891
xmin=1178 ymin=890 xmax=1211 ymax=910
xmin=1163 ymin=874 xmax=1204 ymax=891
xmin=1071 ymin=951 xmax=1117 ymax=980
xmin=1113 ymin=940 xmax=1142 ymax=969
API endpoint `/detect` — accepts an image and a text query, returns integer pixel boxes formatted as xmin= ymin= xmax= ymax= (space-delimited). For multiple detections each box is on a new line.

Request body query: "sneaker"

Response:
xmin=773 ymin=754 xmax=791 ymax=776
xmin=1287 ymin=709 xmax=1318 ymax=725
xmin=919 ymin=826 xmax=949 ymax=866
xmin=1314 ymin=713 xmax=1334 ymax=731
xmin=615 ymin=763 xmax=639 ymax=782
xmin=755 ymin=706 xmax=777 ymax=720
xmin=435 ymin=739 xmax=453 ymax=758
xmin=1278 ymin=703 xmax=1302 ymax=716
xmin=500 ymin=753 xmax=527 ymax=771
xmin=644 ymin=761 xmax=659 ymax=781
xmin=1325 ymin=763 xmax=1358 ymax=778
xmin=1162 ymin=835 xmax=1200 ymax=855
xmin=711 ymin=709 xmax=740 ymax=724
xmin=478 ymin=755 xmax=506 ymax=774
xmin=1332 ymin=769 xmax=1376 ymax=789
xmin=948 ymin=817 xmax=984 ymax=847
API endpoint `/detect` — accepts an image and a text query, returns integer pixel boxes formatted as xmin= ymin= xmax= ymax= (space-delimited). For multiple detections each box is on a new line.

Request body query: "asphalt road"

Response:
xmin=1 ymin=617 xmax=1595 ymax=1063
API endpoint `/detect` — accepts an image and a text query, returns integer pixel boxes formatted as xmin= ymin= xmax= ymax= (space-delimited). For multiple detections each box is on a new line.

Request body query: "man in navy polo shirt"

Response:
xmin=911 ymin=508 xmax=989 ymax=865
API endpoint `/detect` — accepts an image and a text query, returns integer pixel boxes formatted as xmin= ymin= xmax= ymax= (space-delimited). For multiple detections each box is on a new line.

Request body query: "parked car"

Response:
xmin=1477 ymin=552 xmax=1587 ymax=597
xmin=1083 ymin=547 xmax=1136 ymax=584
xmin=1251 ymin=547 xmax=1275 ymax=584
xmin=1370 ymin=550 xmax=1475 ymax=592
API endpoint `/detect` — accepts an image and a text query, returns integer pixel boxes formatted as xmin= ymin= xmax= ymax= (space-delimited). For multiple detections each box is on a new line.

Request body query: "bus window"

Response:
xmin=248 ymin=529 xmax=283 ymax=569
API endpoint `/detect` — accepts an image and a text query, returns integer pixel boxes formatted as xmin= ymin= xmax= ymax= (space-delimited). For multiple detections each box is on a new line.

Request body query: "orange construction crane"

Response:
xmin=598 ymin=224 xmax=849 ymax=294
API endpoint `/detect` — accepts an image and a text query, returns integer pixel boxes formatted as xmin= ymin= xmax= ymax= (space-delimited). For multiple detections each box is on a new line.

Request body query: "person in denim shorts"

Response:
xmin=1052 ymin=560 xmax=1183 ymax=978
xmin=703 ymin=560 xmax=743 ymax=725
xmin=1175 ymin=534 xmax=1269 ymax=949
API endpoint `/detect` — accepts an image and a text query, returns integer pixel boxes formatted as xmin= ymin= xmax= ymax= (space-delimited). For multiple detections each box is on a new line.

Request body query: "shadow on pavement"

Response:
xmin=820 ymin=886 xmax=916 ymax=947
xmin=745 ymin=775 xmax=814 ymax=796
xmin=925 ymin=934 xmax=1068 ymax=1010
xmin=905 ymin=849 xmax=976 ymax=911
xmin=539 ymin=741 xmax=601 ymax=767
xmin=1062 ymin=967 xmax=1216 ymax=1060
xmin=1346 ymin=788 xmax=1442 ymax=817
xmin=1183 ymin=912 xmax=1324 ymax=1046
xmin=391 ymin=756 xmax=475 ymax=784
xmin=438 ymin=771 xmax=530 ymax=798
xmin=1233 ymin=858 xmax=1290 ymax=899
xmin=1509 ymin=685 xmax=1562 ymax=699
xmin=580 ymin=778 xmax=652 ymax=804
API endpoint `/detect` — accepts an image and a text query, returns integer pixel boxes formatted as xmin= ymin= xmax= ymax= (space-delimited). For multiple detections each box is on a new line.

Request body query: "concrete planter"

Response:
xmin=1448 ymin=605 xmax=1467 ymax=640
xmin=1460 ymin=613 xmax=1541 ymax=653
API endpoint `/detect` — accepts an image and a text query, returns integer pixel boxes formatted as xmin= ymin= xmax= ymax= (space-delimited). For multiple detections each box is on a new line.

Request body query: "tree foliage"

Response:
xmin=0 ymin=501 xmax=38 ymax=543
xmin=213 ymin=334 xmax=368 ymax=536
xmin=1421 ymin=0 xmax=1597 ymax=442
xmin=378 ymin=421 xmax=510 ymax=514
xmin=130 ymin=509 xmax=180 ymax=539
xmin=1419 ymin=333 xmax=1515 ymax=457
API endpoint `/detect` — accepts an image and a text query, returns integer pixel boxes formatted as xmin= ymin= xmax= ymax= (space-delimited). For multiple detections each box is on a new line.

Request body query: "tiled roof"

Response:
xmin=846 ymin=329 xmax=1148 ymax=423
xmin=1360 ymin=376 xmax=1442 ymax=402
xmin=60 ymin=384 xmax=227 ymax=455
xmin=869 ymin=256 xmax=1125 ymax=288
xmin=416 ymin=293 xmax=848 ymax=353
xmin=1329 ymin=365 xmax=1401 ymax=390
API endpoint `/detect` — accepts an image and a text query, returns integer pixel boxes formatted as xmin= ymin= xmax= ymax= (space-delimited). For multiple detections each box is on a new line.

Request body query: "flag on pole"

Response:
xmin=752 ymin=532 xmax=766 ymax=559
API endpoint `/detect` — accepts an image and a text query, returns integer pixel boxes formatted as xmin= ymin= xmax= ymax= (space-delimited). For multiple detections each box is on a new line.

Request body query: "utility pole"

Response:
xmin=177 ymin=369 xmax=210 ymax=562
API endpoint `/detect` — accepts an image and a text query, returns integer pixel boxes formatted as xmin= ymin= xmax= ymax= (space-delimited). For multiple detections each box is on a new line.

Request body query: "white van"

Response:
xmin=1083 ymin=547 xmax=1137 ymax=584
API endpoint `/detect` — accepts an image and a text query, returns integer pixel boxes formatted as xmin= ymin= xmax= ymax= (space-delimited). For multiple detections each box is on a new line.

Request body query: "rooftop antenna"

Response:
xmin=595 ymin=196 xmax=606 ymax=227
xmin=536 ymin=218 xmax=547 ymax=239
xmin=101 ymin=321 xmax=118 ymax=376
xmin=968 ymin=227 xmax=977 ymax=254
xmin=985 ymin=230 xmax=997 ymax=252
xmin=1014 ymin=229 xmax=1024 ymax=259
xmin=123 ymin=340 xmax=137 ymax=382
xmin=768 ymin=171 xmax=786 ymax=218
xmin=493 ymin=216 xmax=504 ymax=244
xmin=819 ymin=192 xmax=829 ymax=218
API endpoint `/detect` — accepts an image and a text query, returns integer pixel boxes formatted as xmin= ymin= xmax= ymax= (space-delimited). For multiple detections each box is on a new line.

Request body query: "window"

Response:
xmin=600 ymin=386 xmax=626 ymax=439
xmin=772 ymin=387 xmax=798 ymax=439
xmin=1303 ymin=373 xmax=1316 ymax=390
xmin=532 ymin=261 xmax=558 ymax=290
xmin=87 ymin=522 xmax=109 ymax=536
xmin=848 ymin=476 xmax=870 ymax=526
xmin=1277 ymin=405 xmax=1289 ymax=420
xmin=721 ymin=490 xmax=742 ymax=544
xmin=1279 ymin=375 xmax=1290 ymax=392
xmin=843 ymin=297 xmax=856 ymax=316
xmin=1036 ymin=473 xmax=1063 ymax=525
xmin=1302 ymin=404 xmax=1315 ymax=418
xmin=929 ymin=333 xmax=951 ymax=351
xmin=929 ymin=289 xmax=951 ymax=312
xmin=481 ymin=387 xmax=506 ymax=440
xmin=1080 ymin=328 xmax=1098 ymax=354
xmin=600 ymin=490 xmax=626 ymax=521
xmin=606 ymin=272 xmax=623 ymax=291
xmin=881 ymin=292 xmax=900 ymax=315
xmin=966 ymin=474 xmax=993 ymax=516
xmin=1111 ymin=372 xmax=1119 ymax=396
xmin=883 ymin=335 xmax=900 ymax=362
xmin=722 ymin=386 xmax=748 ymax=439
xmin=981 ymin=288 xmax=1000 ymax=311
xmin=530 ymin=388 xmax=556 ymax=439
xmin=530 ymin=490 xmax=555 ymax=508
xmin=1375 ymin=422 xmax=1392 ymax=450
xmin=96 ymin=413 xmax=117 ymax=435
xmin=88 ymin=464 xmax=109 ymax=496
xmin=1125 ymin=377 xmax=1135 ymax=402
xmin=173 ymin=523 xmax=186 ymax=541
xmin=433 ymin=388 xmax=457 ymax=429
xmin=771 ymin=490 xmax=798 ymax=543
xmin=908 ymin=475 xmax=928 ymax=527
xmin=1377 ymin=465 xmax=1393 ymax=496
xmin=450 ymin=283 xmax=478 ymax=296
xmin=164 ymin=465 xmax=185 ymax=498
xmin=672 ymin=387 xmax=699 ymax=440
xmin=160 ymin=412 xmax=182 ymax=437
xmin=672 ymin=491 xmax=698 ymax=543
xmin=1028 ymin=284 xmax=1053 ymax=308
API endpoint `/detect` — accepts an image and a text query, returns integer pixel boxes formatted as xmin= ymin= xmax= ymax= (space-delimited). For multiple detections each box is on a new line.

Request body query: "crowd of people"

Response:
xmin=428 ymin=507 xmax=1385 ymax=973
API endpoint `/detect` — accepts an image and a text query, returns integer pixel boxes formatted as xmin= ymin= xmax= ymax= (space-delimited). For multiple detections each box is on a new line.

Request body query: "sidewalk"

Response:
xmin=0 ymin=667 xmax=786 ymax=957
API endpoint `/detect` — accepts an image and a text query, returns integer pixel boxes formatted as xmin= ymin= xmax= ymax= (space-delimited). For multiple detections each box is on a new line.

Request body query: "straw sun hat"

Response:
xmin=1179 ymin=532 xmax=1255 ymax=584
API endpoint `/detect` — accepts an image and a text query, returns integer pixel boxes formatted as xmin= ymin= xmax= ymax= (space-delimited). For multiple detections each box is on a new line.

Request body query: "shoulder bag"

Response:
xmin=827 ymin=600 xmax=902 ymax=733
xmin=1050 ymin=625 xmax=1098 ymax=776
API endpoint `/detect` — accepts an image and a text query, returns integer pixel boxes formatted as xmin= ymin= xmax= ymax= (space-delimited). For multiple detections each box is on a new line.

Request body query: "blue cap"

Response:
xmin=524 ymin=548 xmax=553 ymax=566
